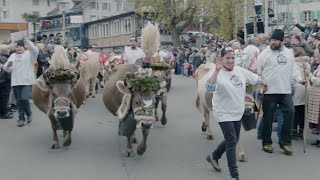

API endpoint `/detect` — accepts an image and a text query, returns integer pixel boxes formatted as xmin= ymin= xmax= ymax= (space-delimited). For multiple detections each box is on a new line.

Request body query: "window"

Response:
xmin=124 ymin=17 xmax=132 ymax=34
xmin=32 ymin=0 xmax=39 ymax=6
xmin=33 ymin=11 xmax=40 ymax=16
xmin=3 ymin=0 xmax=7 ymax=6
xmin=102 ymin=3 xmax=111 ymax=11
xmin=90 ymin=15 xmax=97 ymax=21
xmin=91 ymin=2 xmax=99 ymax=10
xmin=102 ymin=16 xmax=109 ymax=19
xmin=47 ymin=0 xmax=50 ymax=7
xmin=280 ymin=12 xmax=288 ymax=22
xmin=112 ymin=20 xmax=121 ymax=36
xmin=116 ymin=3 xmax=121 ymax=11
xmin=304 ymin=11 xmax=311 ymax=22
xmin=90 ymin=25 xmax=98 ymax=38
xmin=3 ymin=11 xmax=8 ymax=18
xmin=102 ymin=23 xmax=110 ymax=37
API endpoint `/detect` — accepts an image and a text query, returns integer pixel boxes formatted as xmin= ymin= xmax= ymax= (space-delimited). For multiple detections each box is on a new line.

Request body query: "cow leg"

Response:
xmin=130 ymin=131 xmax=138 ymax=144
xmin=85 ymin=81 xmax=90 ymax=98
xmin=236 ymin=142 xmax=247 ymax=162
xmin=125 ymin=136 xmax=134 ymax=157
xmin=203 ymin=107 xmax=214 ymax=140
xmin=63 ymin=131 xmax=72 ymax=147
xmin=155 ymin=97 xmax=160 ymax=121
xmin=137 ymin=129 xmax=149 ymax=155
xmin=160 ymin=96 xmax=167 ymax=125
xmin=91 ymin=78 xmax=97 ymax=98
xmin=49 ymin=115 xmax=59 ymax=149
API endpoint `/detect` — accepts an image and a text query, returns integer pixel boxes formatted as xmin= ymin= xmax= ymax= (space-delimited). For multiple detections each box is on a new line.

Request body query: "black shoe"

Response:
xmin=17 ymin=120 xmax=25 ymax=127
xmin=0 ymin=113 xmax=14 ymax=119
xmin=311 ymin=140 xmax=320 ymax=146
xmin=206 ymin=154 xmax=221 ymax=172
xmin=297 ymin=129 xmax=303 ymax=139
xmin=27 ymin=115 xmax=32 ymax=124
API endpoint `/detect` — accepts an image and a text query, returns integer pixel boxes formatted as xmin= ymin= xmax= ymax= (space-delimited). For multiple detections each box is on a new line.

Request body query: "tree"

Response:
xmin=21 ymin=12 xmax=41 ymax=39
xmin=203 ymin=0 xmax=243 ymax=39
xmin=135 ymin=0 xmax=197 ymax=46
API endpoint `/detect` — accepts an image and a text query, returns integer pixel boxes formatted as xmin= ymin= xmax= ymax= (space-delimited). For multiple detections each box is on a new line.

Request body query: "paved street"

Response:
xmin=0 ymin=75 xmax=319 ymax=180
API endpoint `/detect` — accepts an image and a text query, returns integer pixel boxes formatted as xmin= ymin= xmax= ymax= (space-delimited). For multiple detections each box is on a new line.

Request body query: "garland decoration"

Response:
xmin=123 ymin=68 xmax=160 ymax=92
xmin=149 ymin=62 xmax=171 ymax=71
xmin=43 ymin=67 xmax=79 ymax=83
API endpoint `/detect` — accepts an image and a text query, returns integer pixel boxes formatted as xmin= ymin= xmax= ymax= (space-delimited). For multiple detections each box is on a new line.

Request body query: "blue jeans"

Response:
xmin=257 ymin=105 xmax=284 ymax=138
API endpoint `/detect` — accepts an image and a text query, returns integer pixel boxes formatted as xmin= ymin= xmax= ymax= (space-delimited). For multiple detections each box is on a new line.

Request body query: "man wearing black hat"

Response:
xmin=253 ymin=29 xmax=306 ymax=155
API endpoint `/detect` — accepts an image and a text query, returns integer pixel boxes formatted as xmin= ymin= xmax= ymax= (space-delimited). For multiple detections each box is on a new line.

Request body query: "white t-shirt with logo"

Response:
xmin=211 ymin=66 xmax=260 ymax=122
xmin=253 ymin=45 xmax=302 ymax=94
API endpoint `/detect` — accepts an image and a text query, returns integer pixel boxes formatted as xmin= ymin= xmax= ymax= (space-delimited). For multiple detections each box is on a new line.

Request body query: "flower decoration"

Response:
xmin=43 ymin=67 xmax=79 ymax=83
xmin=150 ymin=62 xmax=171 ymax=71
xmin=124 ymin=68 xmax=160 ymax=92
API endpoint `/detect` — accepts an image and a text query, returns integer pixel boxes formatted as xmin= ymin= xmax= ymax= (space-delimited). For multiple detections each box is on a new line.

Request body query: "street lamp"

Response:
xmin=59 ymin=1 xmax=69 ymax=46
xmin=199 ymin=5 xmax=204 ymax=45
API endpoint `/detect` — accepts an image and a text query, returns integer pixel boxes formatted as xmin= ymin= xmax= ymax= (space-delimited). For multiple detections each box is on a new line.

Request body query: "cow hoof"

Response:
xmin=86 ymin=95 xmax=90 ymax=99
xmin=92 ymin=95 xmax=96 ymax=98
xmin=131 ymin=137 xmax=138 ymax=144
xmin=207 ymin=134 xmax=214 ymax=140
xmin=155 ymin=116 xmax=159 ymax=121
xmin=201 ymin=122 xmax=208 ymax=132
xmin=124 ymin=149 xmax=134 ymax=157
xmin=137 ymin=144 xmax=147 ymax=155
xmin=161 ymin=117 xmax=167 ymax=125
xmin=50 ymin=141 xmax=59 ymax=149
xmin=238 ymin=154 xmax=247 ymax=162
xmin=63 ymin=138 xmax=72 ymax=147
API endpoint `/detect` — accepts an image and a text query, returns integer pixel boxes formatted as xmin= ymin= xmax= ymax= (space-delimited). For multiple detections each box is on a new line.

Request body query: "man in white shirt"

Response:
xmin=241 ymin=37 xmax=260 ymax=69
xmin=254 ymin=29 xmax=306 ymax=155
xmin=124 ymin=37 xmax=145 ymax=65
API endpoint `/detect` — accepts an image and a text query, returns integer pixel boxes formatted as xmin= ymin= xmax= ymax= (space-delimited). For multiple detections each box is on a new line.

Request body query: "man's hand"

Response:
xmin=7 ymin=61 xmax=13 ymax=67
xmin=261 ymin=80 xmax=268 ymax=93
xmin=299 ymin=80 xmax=307 ymax=86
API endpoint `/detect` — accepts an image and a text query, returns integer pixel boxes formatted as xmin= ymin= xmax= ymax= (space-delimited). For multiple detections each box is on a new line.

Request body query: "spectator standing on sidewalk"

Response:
xmin=3 ymin=37 xmax=39 ymax=127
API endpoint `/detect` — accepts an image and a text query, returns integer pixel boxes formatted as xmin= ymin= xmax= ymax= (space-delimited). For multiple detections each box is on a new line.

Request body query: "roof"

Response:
xmin=0 ymin=22 xmax=28 ymax=32
xmin=85 ymin=11 xmax=136 ymax=26
xmin=70 ymin=0 xmax=91 ymax=10
xmin=47 ymin=6 xmax=60 ymax=15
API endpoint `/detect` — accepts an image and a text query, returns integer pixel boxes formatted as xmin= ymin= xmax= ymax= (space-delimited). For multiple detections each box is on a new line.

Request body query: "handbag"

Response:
xmin=241 ymin=107 xmax=257 ymax=131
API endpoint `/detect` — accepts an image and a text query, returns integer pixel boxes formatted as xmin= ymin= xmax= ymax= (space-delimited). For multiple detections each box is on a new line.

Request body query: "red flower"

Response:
xmin=51 ymin=72 xmax=56 ymax=78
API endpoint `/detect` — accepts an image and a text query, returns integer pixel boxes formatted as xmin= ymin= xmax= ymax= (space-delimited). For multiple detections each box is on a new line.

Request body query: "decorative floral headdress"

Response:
xmin=43 ymin=67 xmax=79 ymax=83
xmin=123 ymin=68 xmax=160 ymax=92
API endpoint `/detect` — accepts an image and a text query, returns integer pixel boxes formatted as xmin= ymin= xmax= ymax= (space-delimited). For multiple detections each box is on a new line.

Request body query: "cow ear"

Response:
xmin=116 ymin=81 xmax=131 ymax=94
xmin=35 ymin=79 xmax=50 ymax=92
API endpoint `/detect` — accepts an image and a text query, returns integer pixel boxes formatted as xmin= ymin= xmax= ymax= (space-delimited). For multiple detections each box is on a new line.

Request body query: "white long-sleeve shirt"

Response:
xmin=206 ymin=66 xmax=261 ymax=122
xmin=253 ymin=45 xmax=302 ymax=94
xmin=124 ymin=46 xmax=145 ymax=64
xmin=4 ymin=40 xmax=39 ymax=86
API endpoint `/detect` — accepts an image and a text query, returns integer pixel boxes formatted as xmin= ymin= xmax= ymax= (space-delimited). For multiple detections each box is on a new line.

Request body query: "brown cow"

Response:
xmin=103 ymin=64 xmax=159 ymax=156
xmin=32 ymin=46 xmax=85 ymax=149
xmin=194 ymin=62 xmax=247 ymax=162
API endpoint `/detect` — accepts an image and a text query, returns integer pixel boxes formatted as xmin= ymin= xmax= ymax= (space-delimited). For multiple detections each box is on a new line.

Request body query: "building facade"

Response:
xmin=85 ymin=12 xmax=172 ymax=53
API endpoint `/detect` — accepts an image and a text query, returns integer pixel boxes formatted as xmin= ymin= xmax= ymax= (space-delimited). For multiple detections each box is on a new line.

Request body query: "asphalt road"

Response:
xmin=0 ymin=75 xmax=319 ymax=180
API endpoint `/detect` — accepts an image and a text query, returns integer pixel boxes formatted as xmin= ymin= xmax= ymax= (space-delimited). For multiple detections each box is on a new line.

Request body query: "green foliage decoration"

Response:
xmin=124 ymin=73 xmax=161 ymax=92
xmin=43 ymin=67 xmax=79 ymax=83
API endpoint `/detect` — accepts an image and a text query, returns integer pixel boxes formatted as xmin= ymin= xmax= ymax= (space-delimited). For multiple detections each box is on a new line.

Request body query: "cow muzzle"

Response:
xmin=136 ymin=120 xmax=154 ymax=129
xmin=53 ymin=97 xmax=71 ymax=118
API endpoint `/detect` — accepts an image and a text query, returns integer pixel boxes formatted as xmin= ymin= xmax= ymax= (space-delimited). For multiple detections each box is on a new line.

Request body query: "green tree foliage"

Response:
xmin=21 ymin=12 xmax=41 ymax=39
xmin=135 ymin=0 xmax=197 ymax=46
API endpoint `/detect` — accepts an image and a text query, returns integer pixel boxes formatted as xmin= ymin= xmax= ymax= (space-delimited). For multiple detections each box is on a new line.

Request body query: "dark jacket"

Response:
xmin=0 ymin=54 xmax=10 ymax=83
xmin=296 ymin=24 xmax=320 ymax=39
